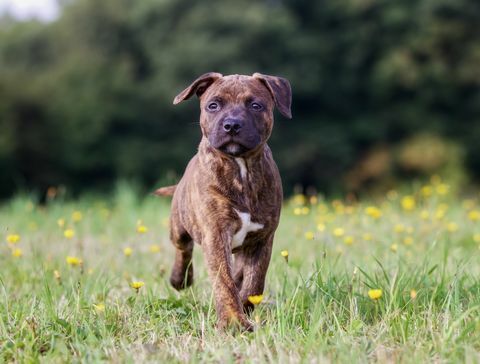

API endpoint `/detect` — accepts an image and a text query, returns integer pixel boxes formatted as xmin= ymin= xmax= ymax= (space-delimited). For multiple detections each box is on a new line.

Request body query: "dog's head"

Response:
xmin=173 ymin=73 xmax=292 ymax=157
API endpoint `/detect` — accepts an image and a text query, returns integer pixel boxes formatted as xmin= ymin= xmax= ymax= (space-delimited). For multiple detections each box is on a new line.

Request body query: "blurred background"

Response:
xmin=0 ymin=0 xmax=479 ymax=199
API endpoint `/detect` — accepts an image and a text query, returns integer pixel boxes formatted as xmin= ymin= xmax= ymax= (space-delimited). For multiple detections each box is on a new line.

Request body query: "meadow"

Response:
xmin=1 ymin=178 xmax=480 ymax=363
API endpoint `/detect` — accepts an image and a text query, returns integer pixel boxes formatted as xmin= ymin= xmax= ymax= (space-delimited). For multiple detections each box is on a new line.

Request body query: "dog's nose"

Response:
xmin=223 ymin=119 xmax=242 ymax=135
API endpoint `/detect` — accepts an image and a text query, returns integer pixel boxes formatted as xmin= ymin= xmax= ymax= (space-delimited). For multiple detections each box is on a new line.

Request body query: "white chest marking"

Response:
xmin=235 ymin=158 xmax=247 ymax=179
xmin=232 ymin=209 xmax=264 ymax=249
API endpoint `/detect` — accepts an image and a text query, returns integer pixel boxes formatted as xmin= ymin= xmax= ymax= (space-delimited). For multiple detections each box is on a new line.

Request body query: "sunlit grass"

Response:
xmin=1 ymin=178 xmax=480 ymax=362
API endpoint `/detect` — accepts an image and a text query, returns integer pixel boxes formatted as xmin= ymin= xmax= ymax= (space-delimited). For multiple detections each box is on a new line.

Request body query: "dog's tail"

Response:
xmin=153 ymin=185 xmax=177 ymax=197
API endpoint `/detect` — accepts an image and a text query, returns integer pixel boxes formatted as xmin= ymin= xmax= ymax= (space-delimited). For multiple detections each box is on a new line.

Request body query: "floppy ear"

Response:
xmin=253 ymin=73 xmax=292 ymax=119
xmin=173 ymin=72 xmax=223 ymax=105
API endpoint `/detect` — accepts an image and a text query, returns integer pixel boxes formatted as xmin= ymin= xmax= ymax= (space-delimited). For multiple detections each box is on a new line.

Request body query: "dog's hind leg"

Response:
xmin=169 ymin=224 xmax=194 ymax=290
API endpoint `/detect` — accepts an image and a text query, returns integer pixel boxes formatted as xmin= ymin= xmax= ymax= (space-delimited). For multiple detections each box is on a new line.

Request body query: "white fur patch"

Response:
xmin=232 ymin=209 xmax=263 ymax=249
xmin=235 ymin=158 xmax=247 ymax=179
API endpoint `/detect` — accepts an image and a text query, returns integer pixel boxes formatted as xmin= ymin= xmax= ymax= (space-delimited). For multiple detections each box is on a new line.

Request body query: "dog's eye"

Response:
xmin=250 ymin=102 xmax=263 ymax=111
xmin=207 ymin=102 xmax=220 ymax=112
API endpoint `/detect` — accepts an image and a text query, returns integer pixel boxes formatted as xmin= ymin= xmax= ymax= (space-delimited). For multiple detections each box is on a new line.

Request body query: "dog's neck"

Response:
xmin=198 ymin=137 xmax=268 ymax=201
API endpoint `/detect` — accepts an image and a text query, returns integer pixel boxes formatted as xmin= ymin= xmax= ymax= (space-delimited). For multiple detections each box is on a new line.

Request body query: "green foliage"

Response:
xmin=0 ymin=0 xmax=480 ymax=197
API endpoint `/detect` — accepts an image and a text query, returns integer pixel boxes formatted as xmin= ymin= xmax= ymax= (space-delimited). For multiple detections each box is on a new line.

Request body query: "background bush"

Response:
xmin=1 ymin=0 xmax=479 ymax=198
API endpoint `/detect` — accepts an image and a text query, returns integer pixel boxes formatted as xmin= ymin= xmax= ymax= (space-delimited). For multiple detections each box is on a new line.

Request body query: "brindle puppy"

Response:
xmin=156 ymin=73 xmax=292 ymax=330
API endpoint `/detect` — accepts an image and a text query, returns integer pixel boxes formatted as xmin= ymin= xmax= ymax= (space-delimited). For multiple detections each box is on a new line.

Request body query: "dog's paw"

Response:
xmin=169 ymin=272 xmax=193 ymax=290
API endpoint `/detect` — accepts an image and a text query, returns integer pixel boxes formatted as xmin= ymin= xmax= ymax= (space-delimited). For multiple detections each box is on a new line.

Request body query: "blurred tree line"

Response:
xmin=0 ymin=0 xmax=479 ymax=198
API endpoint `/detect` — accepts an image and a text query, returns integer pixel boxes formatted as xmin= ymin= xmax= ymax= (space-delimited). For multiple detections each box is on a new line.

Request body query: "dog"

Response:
xmin=155 ymin=72 xmax=292 ymax=330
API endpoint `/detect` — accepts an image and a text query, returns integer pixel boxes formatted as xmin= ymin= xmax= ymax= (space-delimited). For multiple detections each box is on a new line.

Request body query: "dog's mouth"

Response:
xmin=218 ymin=142 xmax=248 ymax=156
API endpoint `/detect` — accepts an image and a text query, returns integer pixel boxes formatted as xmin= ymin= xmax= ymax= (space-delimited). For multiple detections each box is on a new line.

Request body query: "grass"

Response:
xmin=1 ymin=180 xmax=480 ymax=363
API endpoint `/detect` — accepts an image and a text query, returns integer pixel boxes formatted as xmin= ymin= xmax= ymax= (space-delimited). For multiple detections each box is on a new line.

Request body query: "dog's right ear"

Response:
xmin=173 ymin=72 xmax=223 ymax=105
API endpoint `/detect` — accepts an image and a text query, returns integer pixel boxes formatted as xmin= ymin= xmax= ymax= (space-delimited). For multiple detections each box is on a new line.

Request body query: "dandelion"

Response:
xmin=410 ymin=289 xmax=417 ymax=300
xmin=333 ymin=228 xmax=344 ymax=237
xmin=446 ymin=222 xmax=458 ymax=233
xmin=309 ymin=196 xmax=318 ymax=205
xmin=344 ymin=236 xmax=354 ymax=245
xmin=365 ymin=206 xmax=382 ymax=219
xmin=304 ymin=231 xmax=314 ymax=240
xmin=420 ymin=210 xmax=430 ymax=220
xmin=394 ymin=224 xmax=405 ymax=233
xmin=281 ymin=250 xmax=289 ymax=263
xmin=123 ymin=247 xmax=133 ymax=257
xmin=130 ymin=281 xmax=145 ymax=293
xmin=301 ymin=206 xmax=310 ymax=215
xmin=136 ymin=225 xmax=148 ymax=234
xmin=403 ymin=236 xmax=414 ymax=246
xmin=72 ymin=211 xmax=83 ymax=222
xmin=57 ymin=218 xmax=65 ymax=228
xmin=468 ymin=210 xmax=480 ymax=222
xmin=64 ymin=229 xmax=75 ymax=239
xmin=421 ymin=186 xmax=433 ymax=197
xmin=368 ymin=289 xmax=382 ymax=300
xmin=293 ymin=207 xmax=302 ymax=216
xmin=11 ymin=248 xmax=23 ymax=257
xmin=401 ymin=196 xmax=416 ymax=211
xmin=390 ymin=243 xmax=398 ymax=252
xmin=93 ymin=303 xmax=105 ymax=314
xmin=54 ymin=270 xmax=62 ymax=284
xmin=473 ymin=234 xmax=480 ymax=243
xmin=317 ymin=223 xmax=326 ymax=232
xmin=247 ymin=295 xmax=263 ymax=305
xmin=66 ymin=256 xmax=82 ymax=266
xmin=436 ymin=184 xmax=450 ymax=195
xmin=363 ymin=233 xmax=373 ymax=241
xmin=149 ymin=244 xmax=161 ymax=253
xmin=6 ymin=234 xmax=20 ymax=244
xmin=292 ymin=194 xmax=306 ymax=206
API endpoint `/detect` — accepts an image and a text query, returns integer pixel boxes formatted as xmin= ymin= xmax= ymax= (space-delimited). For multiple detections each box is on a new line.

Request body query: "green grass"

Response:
xmin=1 ymin=182 xmax=480 ymax=363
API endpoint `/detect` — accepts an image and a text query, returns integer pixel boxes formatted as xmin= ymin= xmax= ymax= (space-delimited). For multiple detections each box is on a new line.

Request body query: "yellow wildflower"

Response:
xmin=93 ymin=303 xmax=105 ymax=314
xmin=473 ymin=234 xmax=480 ymax=243
xmin=72 ymin=211 xmax=83 ymax=222
xmin=368 ymin=289 xmax=382 ymax=300
xmin=130 ymin=281 xmax=145 ymax=292
xmin=410 ymin=289 xmax=417 ymax=300
xmin=301 ymin=206 xmax=310 ymax=215
xmin=6 ymin=234 xmax=20 ymax=244
xmin=11 ymin=248 xmax=23 ymax=257
xmin=446 ymin=222 xmax=458 ymax=233
xmin=365 ymin=206 xmax=382 ymax=219
xmin=304 ymin=231 xmax=314 ymax=240
xmin=123 ymin=247 xmax=133 ymax=257
xmin=390 ymin=243 xmax=398 ymax=252
xmin=403 ymin=236 xmax=414 ymax=245
xmin=394 ymin=224 xmax=405 ymax=233
xmin=281 ymin=250 xmax=289 ymax=258
xmin=468 ymin=210 xmax=480 ymax=222
xmin=137 ymin=225 xmax=148 ymax=234
xmin=57 ymin=218 xmax=65 ymax=228
xmin=293 ymin=207 xmax=302 ymax=215
xmin=64 ymin=229 xmax=75 ymax=239
xmin=363 ymin=233 xmax=372 ymax=241
xmin=66 ymin=256 xmax=82 ymax=266
xmin=317 ymin=223 xmax=326 ymax=232
xmin=247 ymin=295 xmax=263 ymax=305
xmin=421 ymin=186 xmax=432 ymax=197
xmin=333 ymin=228 xmax=345 ymax=237
xmin=344 ymin=236 xmax=354 ymax=245
xmin=436 ymin=184 xmax=450 ymax=195
xmin=420 ymin=210 xmax=430 ymax=220
xmin=292 ymin=194 xmax=306 ymax=206
xmin=401 ymin=196 xmax=416 ymax=211
xmin=309 ymin=196 xmax=318 ymax=205
xmin=149 ymin=244 xmax=161 ymax=253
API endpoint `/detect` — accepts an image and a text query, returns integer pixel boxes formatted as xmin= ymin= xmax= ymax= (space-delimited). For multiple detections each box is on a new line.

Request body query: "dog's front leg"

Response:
xmin=202 ymin=232 xmax=253 ymax=331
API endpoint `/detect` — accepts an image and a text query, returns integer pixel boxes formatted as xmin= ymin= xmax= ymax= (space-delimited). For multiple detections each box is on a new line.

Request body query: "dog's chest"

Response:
xmin=232 ymin=209 xmax=264 ymax=249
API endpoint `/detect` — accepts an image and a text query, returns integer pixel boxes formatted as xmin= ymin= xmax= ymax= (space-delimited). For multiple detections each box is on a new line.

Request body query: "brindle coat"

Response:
xmin=156 ymin=73 xmax=292 ymax=330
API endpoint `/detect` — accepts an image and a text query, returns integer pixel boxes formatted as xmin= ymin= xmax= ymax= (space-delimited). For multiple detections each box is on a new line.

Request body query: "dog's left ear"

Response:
xmin=253 ymin=73 xmax=292 ymax=119
xmin=173 ymin=72 xmax=223 ymax=105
